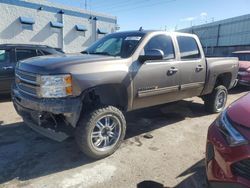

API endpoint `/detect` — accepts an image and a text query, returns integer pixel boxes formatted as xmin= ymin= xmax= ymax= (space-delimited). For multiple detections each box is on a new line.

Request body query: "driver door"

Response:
xmin=132 ymin=34 xmax=181 ymax=110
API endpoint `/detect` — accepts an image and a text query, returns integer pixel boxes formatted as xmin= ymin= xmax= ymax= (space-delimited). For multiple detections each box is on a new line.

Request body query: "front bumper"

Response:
xmin=12 ymin=86 xmax=82 ymax=141
xmin=206 ymin=123 xmax=250 ymax=188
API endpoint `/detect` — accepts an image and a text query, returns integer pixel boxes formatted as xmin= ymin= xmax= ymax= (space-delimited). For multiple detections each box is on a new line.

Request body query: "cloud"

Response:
xmin=180 ymin=17 xmax=196 ymax=22
xmin=200 ymin=12 xmax=208 ymax=17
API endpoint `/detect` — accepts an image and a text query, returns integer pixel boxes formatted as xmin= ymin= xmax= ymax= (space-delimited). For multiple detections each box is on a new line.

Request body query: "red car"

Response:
xmin=232 ymin=51 xmax=250 ymax=86
xmin=206 ymin=93 xmax=250 ymax=188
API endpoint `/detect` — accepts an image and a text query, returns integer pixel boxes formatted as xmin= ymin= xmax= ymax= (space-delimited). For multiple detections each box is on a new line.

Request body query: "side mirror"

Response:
xmin=139 ymin=49 xmax=164 ymax=62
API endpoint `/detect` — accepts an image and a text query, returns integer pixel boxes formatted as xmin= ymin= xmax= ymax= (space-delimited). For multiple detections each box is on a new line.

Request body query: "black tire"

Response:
xmin=75 ymin=105 xmax=126 ymax=159
xmin=204 ymin=85 xmax=228 ymax=113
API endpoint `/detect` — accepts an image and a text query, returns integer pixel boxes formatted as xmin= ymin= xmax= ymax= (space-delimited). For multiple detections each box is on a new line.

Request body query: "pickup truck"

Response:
xmin=0 ymin=44 xmax=63 ymax=95
xmin=12 ymin=31 xmax=239 ymax=159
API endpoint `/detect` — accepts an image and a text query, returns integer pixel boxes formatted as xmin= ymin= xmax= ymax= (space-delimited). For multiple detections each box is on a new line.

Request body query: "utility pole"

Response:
xmin=85 ymin=0 xmax=87 ymax=10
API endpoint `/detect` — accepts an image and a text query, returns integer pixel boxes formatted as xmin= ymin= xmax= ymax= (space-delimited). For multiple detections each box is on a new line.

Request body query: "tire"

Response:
xmin=75 ymin=105 xmax=126 ymax=159
xmin=204 ymin=85 xmax=228 ymax=113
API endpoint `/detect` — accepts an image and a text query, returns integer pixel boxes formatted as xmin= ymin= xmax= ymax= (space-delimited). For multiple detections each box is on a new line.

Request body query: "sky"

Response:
xmin=49 ymin=0 xmax=250 ymax=31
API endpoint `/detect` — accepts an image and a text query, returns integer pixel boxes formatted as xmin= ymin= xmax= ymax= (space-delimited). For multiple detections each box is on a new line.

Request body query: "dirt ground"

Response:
xmin=0 ymin=87 xmax=249 ymax=188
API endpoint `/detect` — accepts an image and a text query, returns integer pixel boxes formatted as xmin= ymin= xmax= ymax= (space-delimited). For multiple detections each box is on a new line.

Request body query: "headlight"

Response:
xmin=216 ymin=110 xmax=248 ymax=147
xmin=37 ymin=74 xmax=73 ymax=98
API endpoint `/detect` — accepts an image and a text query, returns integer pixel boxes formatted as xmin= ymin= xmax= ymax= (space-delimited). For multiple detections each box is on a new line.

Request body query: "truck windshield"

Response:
xmin=82 ymin=33 xmax=145 ymax=58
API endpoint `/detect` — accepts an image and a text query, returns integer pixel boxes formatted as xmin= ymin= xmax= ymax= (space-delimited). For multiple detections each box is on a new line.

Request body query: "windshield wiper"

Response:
xmin=88 ymin=52 xmax=113 ymax=56
xmin=81 ymin=51 xmax=89 ymax=54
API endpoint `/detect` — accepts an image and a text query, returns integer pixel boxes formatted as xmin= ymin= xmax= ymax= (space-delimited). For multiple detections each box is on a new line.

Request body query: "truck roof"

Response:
xmin=114 ymin=30 xmax=196 ymax=37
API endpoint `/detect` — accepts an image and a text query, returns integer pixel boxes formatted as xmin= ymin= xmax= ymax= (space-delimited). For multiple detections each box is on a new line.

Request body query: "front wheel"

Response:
xmin=75 ymin=106 xmax=126 ymax=159
xmin=204 ymin=85 xmax=228 ymax=113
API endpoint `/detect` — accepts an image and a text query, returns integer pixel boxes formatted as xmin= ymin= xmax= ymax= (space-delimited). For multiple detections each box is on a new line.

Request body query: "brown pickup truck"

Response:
xmin=12 ymin=30 xmax=239 ymax=159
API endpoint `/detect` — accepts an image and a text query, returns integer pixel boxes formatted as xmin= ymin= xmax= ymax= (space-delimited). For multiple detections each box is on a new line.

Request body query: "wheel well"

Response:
xmin=215 ymin=73 xmax=232 ymax=89
xmin=82 ymin=84 xmax=128 ymax=111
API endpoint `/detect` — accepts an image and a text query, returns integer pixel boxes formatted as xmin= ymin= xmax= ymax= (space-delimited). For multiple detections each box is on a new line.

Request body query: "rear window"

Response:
xmin=177 ymin=36 xmax=201 ymax=60
xmin=0 ymin=50 xmax=10 ymax=63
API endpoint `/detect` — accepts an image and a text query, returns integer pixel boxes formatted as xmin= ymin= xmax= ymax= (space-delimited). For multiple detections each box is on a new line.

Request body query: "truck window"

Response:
xmin=16 ymin=49 xmax=37 ymax=61
xmin=0 ymin=50 xmax=10 ymax=63
xmin=85 ymin=33 xmax=144 ymax=58
xmin=177 ymin=36 xmax=201 ymax=60
xmin=144 ymin=35 xmax=175 ymax=60
xmin=96 ymin=38 xmax=122 ymax=56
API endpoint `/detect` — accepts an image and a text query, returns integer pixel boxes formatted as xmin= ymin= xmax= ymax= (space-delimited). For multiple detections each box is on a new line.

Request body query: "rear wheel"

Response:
xmin=204 ymin=85 xmax=228 ymax=113
xmin=75 ymin=105 xmax=126 ymax=159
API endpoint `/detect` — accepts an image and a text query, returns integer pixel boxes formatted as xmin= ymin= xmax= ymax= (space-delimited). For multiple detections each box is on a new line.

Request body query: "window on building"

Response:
xmin=0 ymin=50 xmax=10 ymax=63
xmin=233 ymin=53 xmax=250 ymax=61
xmin=177 ymin=36 xmax=201 ymax=60
xmin=16 ymin=49 xmax=37 ymax=61
xmin=144 ymin=35 xmax=175 ymax=60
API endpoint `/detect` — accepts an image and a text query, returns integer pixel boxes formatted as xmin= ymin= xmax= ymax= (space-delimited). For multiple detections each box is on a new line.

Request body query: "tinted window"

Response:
xmin=16 ymin=49 xmax=37 ymax=61
xmin=144 ymin=35 xmax=175 ymax=60
xmin=177 ymin=36 xmax=201 ymax=60
xmin=42 ymin=51 xmax=53 ymax=55
xmin=0 ymin=50 xmax=10 ymax=63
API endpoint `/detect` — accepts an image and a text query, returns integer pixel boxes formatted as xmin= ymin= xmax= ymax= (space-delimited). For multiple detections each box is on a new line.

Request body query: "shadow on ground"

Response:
xmin=137 ymin=159 xmax=207 ymax=188
xmin=228 ymin=85 xmax=249 ymax=94
xmin=0 ymin=98 xmax=209 ymax=185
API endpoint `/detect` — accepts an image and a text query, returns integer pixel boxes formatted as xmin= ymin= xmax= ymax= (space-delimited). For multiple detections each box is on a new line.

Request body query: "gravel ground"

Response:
xmin=0 ymin=87 xmax=248 ymax=188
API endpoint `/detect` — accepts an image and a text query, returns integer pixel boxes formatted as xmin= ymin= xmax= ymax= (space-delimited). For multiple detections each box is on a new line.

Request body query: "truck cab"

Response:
xmin=132 ymin=32 xmax=206 ymax=109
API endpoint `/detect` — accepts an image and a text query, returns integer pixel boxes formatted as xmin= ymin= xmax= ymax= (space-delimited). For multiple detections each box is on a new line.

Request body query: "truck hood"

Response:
xmin=17 ymin=53 xmax=121 ymax=74
xmin=239 ymin=61 xmax=250 ymax=70
xmin=227 ymin=93 xmax=250 ymax=129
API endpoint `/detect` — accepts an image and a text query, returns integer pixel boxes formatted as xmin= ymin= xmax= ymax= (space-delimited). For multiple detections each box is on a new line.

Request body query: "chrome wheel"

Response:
xmin=91 ymin=115 xmax=121 ymax=151
xmin=215 ymin=90 xmax=227 ymax=111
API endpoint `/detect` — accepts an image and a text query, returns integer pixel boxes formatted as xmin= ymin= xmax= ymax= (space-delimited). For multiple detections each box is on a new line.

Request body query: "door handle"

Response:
xmin=168 ymin=67 xmax=178 ymax=75
xmin=196 ymin=65 xmax=204 ymax=72
xmin=3 ymin=66 xmax=13 ymax=70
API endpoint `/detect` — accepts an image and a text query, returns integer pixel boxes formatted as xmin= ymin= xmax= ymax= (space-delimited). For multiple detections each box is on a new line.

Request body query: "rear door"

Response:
xmin=0 ymin=48 xmax=15 ymax=93
xmin=176 ymin=35 xmax=206 ymax=98
xmin=133 ymin=34 xmax=181 ymax=109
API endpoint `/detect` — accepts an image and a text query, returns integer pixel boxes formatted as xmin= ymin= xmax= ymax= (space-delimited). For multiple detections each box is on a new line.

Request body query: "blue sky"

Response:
xmin=49 ymin=0 xmax=250 ymax=31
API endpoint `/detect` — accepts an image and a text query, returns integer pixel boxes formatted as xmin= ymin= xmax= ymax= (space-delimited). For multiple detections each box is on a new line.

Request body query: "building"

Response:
xmin=180 ymin=14 xmax=250 ymax=56
xmin=0 ymin=0 xmax=117 ymax=53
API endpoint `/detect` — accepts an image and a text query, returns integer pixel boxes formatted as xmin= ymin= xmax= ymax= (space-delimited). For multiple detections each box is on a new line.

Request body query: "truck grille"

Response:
xmin=232 ymin=159 xmax=250 ymax=180
xmin=15 ymin=69 xmax=39 ymax=97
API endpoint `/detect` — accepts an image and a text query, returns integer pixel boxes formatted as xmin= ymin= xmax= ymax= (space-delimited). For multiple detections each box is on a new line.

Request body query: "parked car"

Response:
xmin=232 ymin=51 xmax=250 ymax=86
xmin=12 ymin=31 xmax=239 ymax=159
xmin=0 ymin=44 xmax=63 ymax=95
xmin=206 ymin=93 xmax=250 ymax=188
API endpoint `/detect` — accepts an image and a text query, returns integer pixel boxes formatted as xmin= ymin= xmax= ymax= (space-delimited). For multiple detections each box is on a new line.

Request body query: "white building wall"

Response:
xmin=0 ymin=0 xmax=117 ymax=53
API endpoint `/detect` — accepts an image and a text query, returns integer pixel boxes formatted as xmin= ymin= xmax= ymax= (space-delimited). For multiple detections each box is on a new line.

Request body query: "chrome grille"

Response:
xmin=15 ymin=69 xmax=39 ymax=97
